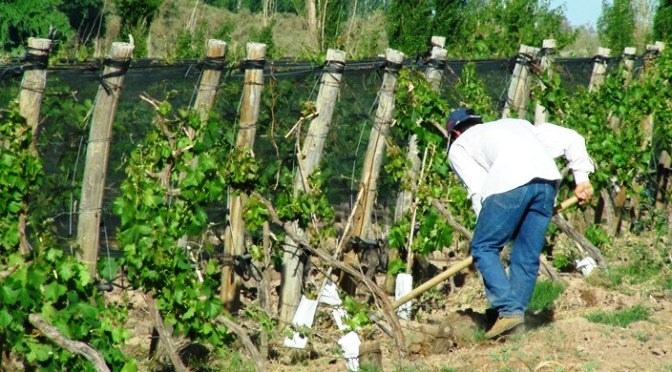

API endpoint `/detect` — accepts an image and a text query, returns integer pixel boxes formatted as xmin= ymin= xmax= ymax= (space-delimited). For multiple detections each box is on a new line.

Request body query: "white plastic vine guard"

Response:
xmin=395 ymin=273 xmax=413 ymax=320
xmin=338 ymin=331 xmax=361 ymax=371
xmin=319 ymin=280 xmax=342 ymax=306
xmin=576 ymin=256 xmax=598 ymax=276
xmin=283 ymin=295 xmax=318 ymax=349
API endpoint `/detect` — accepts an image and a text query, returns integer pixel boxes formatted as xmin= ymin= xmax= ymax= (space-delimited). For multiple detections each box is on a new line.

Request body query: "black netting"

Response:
xmin=0 ymin=55 xmax=645 ymax=248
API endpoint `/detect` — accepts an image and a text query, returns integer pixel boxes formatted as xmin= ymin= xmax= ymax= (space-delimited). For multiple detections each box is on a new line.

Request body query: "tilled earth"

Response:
xmin=117 ymin=235 xmax=672 ymax=372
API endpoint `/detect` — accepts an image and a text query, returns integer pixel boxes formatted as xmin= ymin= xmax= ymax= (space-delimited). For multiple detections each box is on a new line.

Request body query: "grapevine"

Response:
xmin=0 ymin=103 xmax=133 ymax=370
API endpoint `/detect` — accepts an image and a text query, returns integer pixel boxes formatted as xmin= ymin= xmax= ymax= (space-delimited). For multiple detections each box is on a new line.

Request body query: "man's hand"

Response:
xmin=574 ymin=182 xmax=594 ymax=205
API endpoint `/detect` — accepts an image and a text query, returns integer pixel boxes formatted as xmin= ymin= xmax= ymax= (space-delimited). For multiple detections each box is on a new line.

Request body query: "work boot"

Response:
xmin=484 ymin=315 xmax=525 ymax=339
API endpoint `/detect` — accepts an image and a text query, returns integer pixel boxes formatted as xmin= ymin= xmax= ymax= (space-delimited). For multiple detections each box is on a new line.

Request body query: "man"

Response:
xmin=445 ymin=108 xmax=595 ymax=339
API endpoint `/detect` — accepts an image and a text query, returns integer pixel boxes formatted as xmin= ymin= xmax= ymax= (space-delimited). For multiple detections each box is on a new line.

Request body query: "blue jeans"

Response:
xmin=471 ymin=180 xmax=557 ymax=317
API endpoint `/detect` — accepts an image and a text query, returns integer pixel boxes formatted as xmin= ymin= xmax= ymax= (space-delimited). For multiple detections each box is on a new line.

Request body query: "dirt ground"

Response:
xmin=260 ymin=271 xmax=672 ymax=372
xmin=116 ymin=235 xmax=672 ymax=372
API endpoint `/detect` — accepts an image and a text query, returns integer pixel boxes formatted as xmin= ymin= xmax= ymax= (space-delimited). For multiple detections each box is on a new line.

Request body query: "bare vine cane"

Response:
xmin=251 ymin=192 xmax=409 ymax=358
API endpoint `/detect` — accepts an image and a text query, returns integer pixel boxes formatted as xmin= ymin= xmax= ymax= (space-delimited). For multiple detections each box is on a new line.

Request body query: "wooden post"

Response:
xmin=621 ymin=47 xmax=637 ymax=87
xmin=279 ymin=49 xmax=347 ymax=322
xmin=643 ymin=43 xmax=664 ymax=73
xmin=502 ymin=45 xmax=539 ymax=119
xmin=588 ymin=47 xmax=611 ymax=92
xmin=384 ymin=38 xmax=445 ymax=294
xmin=19 ymin=37 xmax=52 ymax=155
xmin=193 ymin=39 xmax=227 ymax=121
xmin=76 ymin=42 xmax=134 ymax=277
xmin=424 ymin=37 xmax=447 ymax=91
xmin=340 ymin=48 xmax=405 ymax=294
xmin=534 ymin=39 xmax=555 ymax=126
xmin=16 ymin=37 xmax=52 ymax=256
xmin=220 ymin=42 xmax=266 ymax=310
xmin=655 ymin=151 xmax=672 ymax=211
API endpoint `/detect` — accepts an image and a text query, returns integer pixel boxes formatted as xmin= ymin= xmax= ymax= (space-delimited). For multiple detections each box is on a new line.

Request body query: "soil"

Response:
xmin=115 ymin=234 xmax=672 ymax=372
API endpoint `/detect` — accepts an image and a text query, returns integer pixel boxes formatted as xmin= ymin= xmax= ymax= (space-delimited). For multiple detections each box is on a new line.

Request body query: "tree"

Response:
xmin=385 ymin=0 xmax=434 ymax=56
xmin=0 ymin=0 xmax=71 ymax=51
xmin=597 ymin=0 xmax=636 ymax=53
xmin=322 ymin=0 xmax=350 ymax=50
xmin=432 ymin=0 xmax=467 ymax=48
xmin=654 ymin=0 xmax=672 ymax=42
xmin=113 ymin=0 xmax=163 ymax=57
xmin=59 ymin=0 xmax=105 ymax=41
xmin=448 ymin=0 xmax=576 ymax=58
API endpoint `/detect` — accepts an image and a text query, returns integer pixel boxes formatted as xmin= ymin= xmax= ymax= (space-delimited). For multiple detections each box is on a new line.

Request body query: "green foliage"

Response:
xmin=0 ymin=0 xmax=71 ymax=51
xmin=584 ymin=305 xmax=651 ymax=327
xmin=172 ymin=24 xmax=208 ymax=60
xmin=448 ymin=0 xmax=576 ymax=58
xmin=0 ymin=104 xmax=41 ymax=249
xmin=113 ymin=0 xmax=163 ymax=57
xmin=551 ymin=250 xmax=578 ymax=272
xmin=275 ymin=173 xmax=335 ymax=231
xmin=536 ymin=50 xmax=672 ymax=208
xmin=527 ymin=280 xmax=565 ymax=312
xmin=59 ymin=0 xmax=106 ymax=40
xmin=385 ymin=0 xmax=433 ymax=56
xmin=114 ymin=102 xmax=233 ymax=346
xmin=584 ymin=224 xmax=611 ymax=248
xmin=321 ymin=0 xmax=350 ymax=50
xmin=386 ymin=64 xmax=502 ymax=269
xmin=431 ymin=0 xmax=467 ymax=48
xmin=654 ymin=0 xmax=672 ymax=42
xmin=0 ymin=0 xmax=105 ymax=53
xmin=0 ymin=103 xmax=132 ymax=370
xmin=250 ymin=20 xmax=278 ymax=59
xmin=597 ymin=0 xmax=635 ymax=54
xmin=342 ymin=296 xmax=372 ymax=331
xmin=387 ymin=69 xmax=460 ymax=262
xmin=452 ymin=63 xmax=499 ymax=121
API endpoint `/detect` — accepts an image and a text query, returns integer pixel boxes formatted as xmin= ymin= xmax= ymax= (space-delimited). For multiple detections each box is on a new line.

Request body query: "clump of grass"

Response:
xmin=528 ymin=280 xmax=565 ymax=312
xmin=587 ymin=262 xmax=662 ymax=290
xmin=584 ymin=305 xmax=651 ymax=328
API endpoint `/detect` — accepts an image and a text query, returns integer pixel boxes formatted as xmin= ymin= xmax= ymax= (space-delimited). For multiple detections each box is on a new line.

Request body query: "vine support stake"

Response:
xmin=424 ymin=36 xmax=447 ymax=92
xmin=280 ymin=49 xmax=347 ymax=323
xmin=221 ymin=42 xmax=266 ymax=311
xmin=76 ymin=41 xmax=134 ymax=278
xmin=17 ymin=37 xmax=52 ymax=256
xmin=588 ymin=47 xmax=611 ymax=92
xmin=193 ymin=39 xmax=227 ymax=122
xmin=19 ymin=37 xmax=52 ymax=156
xmin=534 ymin=39 xmax=555 ymax=126
xmin=621 ymin=47 xmax=637 ymax=87
xmin=386 ymin=37 xmax=447 ymax=294
xmin=340 ymin=48 xmax=405 ymax=295
xmin=502 ymin=44 xmax=539 ymax=119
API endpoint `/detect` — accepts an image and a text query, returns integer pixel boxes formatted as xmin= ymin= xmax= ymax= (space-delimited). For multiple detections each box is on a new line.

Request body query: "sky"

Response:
xmin=549 ymin=0 xmax=603 ymax=28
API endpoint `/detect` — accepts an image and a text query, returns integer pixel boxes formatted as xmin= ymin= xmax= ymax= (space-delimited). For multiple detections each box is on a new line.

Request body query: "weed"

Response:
xmin=584 ymin=305 xmax=651 ymax=327
xmin=663 ymin=274 xmax=672 ymax=290
xmin=634 ymin=330 xmax=651 ymax=342
xmin=528 ymin=280 xmax=565 ymax=312
xmin=210 ymin=347 xmax=256 ymax=371
xmin=583 ymin=361 xmax=600 ymax=371
xmin=552 ymin=250 xmax=579 ymax=272
xmin=360 ymin=362 xmax=383 ymax=372
xmin=585 ymin=224 xmax=611 ymax=248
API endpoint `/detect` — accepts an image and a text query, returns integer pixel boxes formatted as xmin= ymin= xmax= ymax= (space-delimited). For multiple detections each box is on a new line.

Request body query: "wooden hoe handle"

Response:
xmin=391 ymin=195 xmax=579 ymax=310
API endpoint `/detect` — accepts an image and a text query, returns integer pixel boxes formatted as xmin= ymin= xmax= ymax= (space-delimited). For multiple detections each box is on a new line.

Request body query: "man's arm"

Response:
xmin=448 ymin=144 xmax=488 ymax=215
xmin=534 ymin=123 xmax=595 ymax=204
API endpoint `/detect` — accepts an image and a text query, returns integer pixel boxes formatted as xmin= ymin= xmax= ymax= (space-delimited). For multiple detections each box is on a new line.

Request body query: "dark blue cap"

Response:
xmin=446 ymin=108 xmax=482 ymax=132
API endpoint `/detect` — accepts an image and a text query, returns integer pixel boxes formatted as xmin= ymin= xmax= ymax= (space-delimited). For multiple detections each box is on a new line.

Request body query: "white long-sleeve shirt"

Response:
xmin=448 ymin=118 xmax=594 ymax=216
